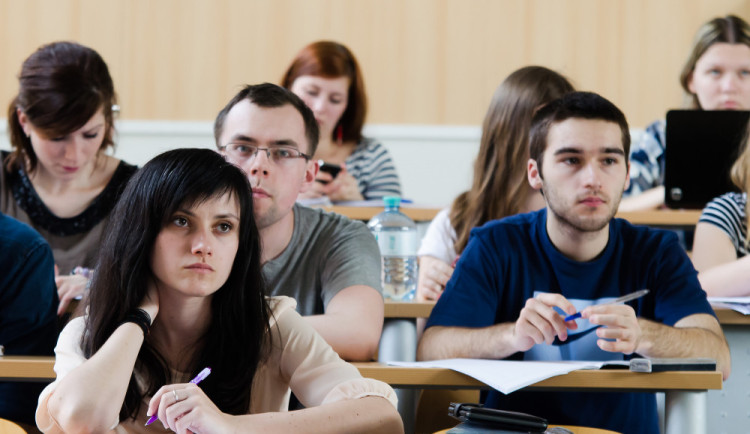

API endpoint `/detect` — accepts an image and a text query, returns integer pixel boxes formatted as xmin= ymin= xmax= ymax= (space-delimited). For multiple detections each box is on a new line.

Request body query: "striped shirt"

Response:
xmin=625 ymin=120 xmax=666 ymax=197
xmin=345 ymin=138 xmax=401 ymax=200
xmin=699 ymin=191 xmax=748 ymax=258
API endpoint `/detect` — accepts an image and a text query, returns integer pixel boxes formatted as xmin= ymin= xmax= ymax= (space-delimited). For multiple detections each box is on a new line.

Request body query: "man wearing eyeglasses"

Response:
xmin=213 ymin=83 xmax=383 ymax=362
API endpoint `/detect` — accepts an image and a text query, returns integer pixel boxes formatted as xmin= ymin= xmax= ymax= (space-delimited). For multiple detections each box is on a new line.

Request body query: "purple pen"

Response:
xmin=145 ymin=367 xmax=212 ymax=426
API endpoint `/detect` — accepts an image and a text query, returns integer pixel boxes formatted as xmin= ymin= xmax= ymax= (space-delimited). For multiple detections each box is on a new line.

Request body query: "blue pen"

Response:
xmin=564 ymin=289 xmax=650 ymax=322
xmin=145 ymin=367 xmax=212 ymax=426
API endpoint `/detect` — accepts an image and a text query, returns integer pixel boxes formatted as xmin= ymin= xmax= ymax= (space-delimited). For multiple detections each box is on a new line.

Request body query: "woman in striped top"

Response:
xmin=282 ymin=41 xmax=401 ymax=202
xmin=693 ymin=133 xmax=750 ymax=296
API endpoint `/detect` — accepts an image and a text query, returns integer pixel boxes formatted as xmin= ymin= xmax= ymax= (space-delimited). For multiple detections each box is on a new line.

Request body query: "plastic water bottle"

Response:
xmin=367 ymin=196 xmax=418 ymax=301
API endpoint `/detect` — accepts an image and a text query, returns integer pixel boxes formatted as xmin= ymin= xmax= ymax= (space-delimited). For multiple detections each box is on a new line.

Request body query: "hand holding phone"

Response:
xmin=316 ymin=160 xmax=342 ymax=184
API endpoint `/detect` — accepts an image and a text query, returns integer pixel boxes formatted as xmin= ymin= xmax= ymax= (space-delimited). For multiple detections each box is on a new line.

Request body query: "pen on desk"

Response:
xmin=564 ymin=289 xmax=650 ymax=322
xmin=145 ymin=367 xmax=212 ymax=426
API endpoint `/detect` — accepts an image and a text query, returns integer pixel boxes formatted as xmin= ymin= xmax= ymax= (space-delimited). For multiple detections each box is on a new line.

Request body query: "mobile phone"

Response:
xmin=317 ymin=160 xmax=342 ymax=184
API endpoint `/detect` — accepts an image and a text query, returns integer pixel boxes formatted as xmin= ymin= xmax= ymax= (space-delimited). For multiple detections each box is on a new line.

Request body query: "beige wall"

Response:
xmin=1 ymin=0 xmax=749 ymax=128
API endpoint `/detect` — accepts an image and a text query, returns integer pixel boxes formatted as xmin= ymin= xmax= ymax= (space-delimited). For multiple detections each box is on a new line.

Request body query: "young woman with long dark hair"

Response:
xmin=35 ymin=149 xmax=401 ymax=433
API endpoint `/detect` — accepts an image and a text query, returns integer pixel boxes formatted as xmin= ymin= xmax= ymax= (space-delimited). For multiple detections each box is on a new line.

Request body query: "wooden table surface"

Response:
xmin=713 ymin=307 xmax=750 ymax=325
xmin=352 ymin=362 xmax=722 ymax=391
xmin=0 ymin=356 xmax=724 ymax=392
xmin=386 ymin=302 xmax=747 ymax=325
xmin=383 ymin=301 xmax=435 ymax=318
xmin=321 ymin=205 xmax=703 ymax=227
xmin=0 ymin=356 xmax=55 ymax=381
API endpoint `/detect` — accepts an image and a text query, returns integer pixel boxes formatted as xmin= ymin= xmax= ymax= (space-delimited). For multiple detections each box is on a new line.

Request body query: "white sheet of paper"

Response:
xmin=709 ymin=300 xmax=750 ymax=315
xmin=388 ymin=358 xmax=605 ymax=394
xmin=708 ymin=296 xmax=750 ymax=304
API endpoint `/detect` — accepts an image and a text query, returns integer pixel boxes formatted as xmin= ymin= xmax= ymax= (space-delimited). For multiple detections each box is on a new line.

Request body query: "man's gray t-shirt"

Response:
xmin=262 ymin=204 xmax=382 ymax=316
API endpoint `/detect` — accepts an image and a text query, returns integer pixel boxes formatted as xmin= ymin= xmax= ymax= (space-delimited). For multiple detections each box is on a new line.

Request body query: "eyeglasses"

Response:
xmin=219 ymin=142 xmax=311 ymax=164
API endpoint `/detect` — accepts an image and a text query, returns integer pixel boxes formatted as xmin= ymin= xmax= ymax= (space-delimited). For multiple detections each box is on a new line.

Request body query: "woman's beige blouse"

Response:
xmin=36 ymin=296 xmax=397 ymax=433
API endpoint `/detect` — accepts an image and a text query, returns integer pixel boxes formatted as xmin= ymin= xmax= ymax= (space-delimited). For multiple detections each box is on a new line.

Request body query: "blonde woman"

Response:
xmin=621 ymin=15 xmax=750 ymax=211
xmin=693 ymin=130 xmax=750 ymax=296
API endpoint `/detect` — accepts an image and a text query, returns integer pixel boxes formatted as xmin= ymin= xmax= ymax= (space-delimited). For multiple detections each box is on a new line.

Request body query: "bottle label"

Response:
xmin=374 ymin=231 xmax=418 ymax=256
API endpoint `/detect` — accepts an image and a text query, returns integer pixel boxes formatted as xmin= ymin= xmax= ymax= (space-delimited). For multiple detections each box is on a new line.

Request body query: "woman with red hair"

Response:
xmin=282 ymin=41 xmax=401 ymax=202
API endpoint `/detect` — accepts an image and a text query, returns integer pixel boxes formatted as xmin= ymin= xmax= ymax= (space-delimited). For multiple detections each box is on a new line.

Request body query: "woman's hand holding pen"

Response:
xmin=147 ymin=384 xmax=230 ymax=434
xmin=582 ymin=303 xmax=641 ymax=354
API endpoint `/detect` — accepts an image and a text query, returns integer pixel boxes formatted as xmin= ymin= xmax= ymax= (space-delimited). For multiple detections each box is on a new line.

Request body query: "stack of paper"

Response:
xmin=708 ymin=297 xmax=750 ymax=315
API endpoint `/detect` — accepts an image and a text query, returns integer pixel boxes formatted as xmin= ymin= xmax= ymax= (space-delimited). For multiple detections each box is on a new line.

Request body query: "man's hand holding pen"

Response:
xmin=511 ymin=293 xmax=579 ymax=353
xmin=582 ymin=303 xmax=642 ymax=355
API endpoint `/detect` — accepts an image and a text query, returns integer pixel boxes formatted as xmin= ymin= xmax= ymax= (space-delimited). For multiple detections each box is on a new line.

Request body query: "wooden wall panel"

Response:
xmin=0 ymin=0 xmax=749 ymax=127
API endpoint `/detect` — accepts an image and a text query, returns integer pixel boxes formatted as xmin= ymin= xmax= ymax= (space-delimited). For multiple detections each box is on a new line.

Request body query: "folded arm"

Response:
xmin=618 ymin=186 xmax=665 ymax=212
xmin=305 ymin=285 xmax=383 ymax=361
xmin=41 ymin=322 xmax=145 ymax=432
xmin=635 ymin=313 xmax=730 ymax=380
xmin=693 ymin=222 xmax=750 ymax=297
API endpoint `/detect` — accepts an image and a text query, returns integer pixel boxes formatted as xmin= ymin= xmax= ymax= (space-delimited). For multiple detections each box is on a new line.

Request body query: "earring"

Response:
xmin=336 ymin=124 xmax=343 ymax=145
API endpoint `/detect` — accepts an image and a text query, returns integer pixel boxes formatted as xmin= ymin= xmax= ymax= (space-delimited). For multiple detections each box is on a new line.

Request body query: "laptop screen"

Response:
xmin=664 ymin=110 xmax=750 ymax=209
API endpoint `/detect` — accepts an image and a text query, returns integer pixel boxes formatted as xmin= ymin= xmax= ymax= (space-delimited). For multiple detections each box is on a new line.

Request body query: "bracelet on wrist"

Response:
xmin=119 ymin=308 xmax=152 ymax=337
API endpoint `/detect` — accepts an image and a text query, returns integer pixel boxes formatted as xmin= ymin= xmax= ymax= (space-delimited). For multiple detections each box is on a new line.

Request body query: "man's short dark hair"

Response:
xmin=213 ymin=83 xmax=320 ymax=154
xmin=529 ymin=91 xmax=630 ymax=177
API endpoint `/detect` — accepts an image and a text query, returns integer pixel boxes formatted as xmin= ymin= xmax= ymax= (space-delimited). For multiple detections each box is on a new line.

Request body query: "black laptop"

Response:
xmin=664 ymin=110 xmax=750 ymax=209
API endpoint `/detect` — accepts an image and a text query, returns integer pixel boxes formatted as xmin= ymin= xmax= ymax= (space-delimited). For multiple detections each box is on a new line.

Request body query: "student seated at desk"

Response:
xmin=417 ymin=92 xmax=730 ymax=434
xmin=2 ymin=41 xmax=138 ymax=315
xmin=417 ymin=66 xmax=574 ymax=300
xmin=214 ymin=83 xmax=383 ymax=362
xmin=621 ymin=15 xmax=750 ymax=211
xmin=0 ymin=212 xmax=58 ymax=428
xmin=282 ymin=41 xmax=402 ymax=202
xmin=35 ymin=149 xmax=402 ymax=433
xmin=693 ymin=129 xmax=750 ymax=296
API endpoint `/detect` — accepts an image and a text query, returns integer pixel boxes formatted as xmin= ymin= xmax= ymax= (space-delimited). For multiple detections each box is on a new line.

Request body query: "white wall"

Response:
xmin=0 ymin=121 xmax=481 ymax=207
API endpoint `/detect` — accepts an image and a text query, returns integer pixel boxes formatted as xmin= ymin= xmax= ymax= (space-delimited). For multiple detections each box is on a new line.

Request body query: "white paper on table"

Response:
xmin=387 ymin=358 xmax=605 ymax=394
xmin=708 ymin=296 xmax=750 ymax=304
xmin=709 ymin=299 xmax=750 ymax=315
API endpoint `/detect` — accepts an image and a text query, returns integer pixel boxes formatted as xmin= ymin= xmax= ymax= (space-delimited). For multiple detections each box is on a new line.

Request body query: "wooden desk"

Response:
xmin=318 ymin=206 xmax=702 ymax=227
xmin=0 ymin=356 xmax=54 ymax=381
xmin=713 ymin=307 xmax=750 ymax=325
xmin=383 ymin=301 xmax=434 ymax=318
xmin=615 ymin=209 xmax=701 ymax=227
xmin=353 ymin=362 xmax=721 ymax=391
xmin=354 ymin=362 xmax=720 ymax=434
xmin=319 ymin=205 xmax=440 ymax=222
xmin=0 ymin=356 xmax=720 ymax=434
xmin=384 ymin=304 xmax=746 ymax=322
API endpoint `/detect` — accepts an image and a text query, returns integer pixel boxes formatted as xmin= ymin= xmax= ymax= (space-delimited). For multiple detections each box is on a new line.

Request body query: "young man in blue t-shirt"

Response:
xmin=0 ymin=212 xmax=58 ymax=428
xmin=417 ymin=91 xmax=730 ymax=434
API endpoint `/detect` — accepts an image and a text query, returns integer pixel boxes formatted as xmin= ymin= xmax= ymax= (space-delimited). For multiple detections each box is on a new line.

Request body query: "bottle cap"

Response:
xmin=383 ymin=196 xmax=401 ymax=208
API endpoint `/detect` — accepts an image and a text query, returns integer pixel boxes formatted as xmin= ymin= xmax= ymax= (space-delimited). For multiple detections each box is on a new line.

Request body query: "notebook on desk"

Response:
xmin=664 ymin=110 xmax=750 ymax=209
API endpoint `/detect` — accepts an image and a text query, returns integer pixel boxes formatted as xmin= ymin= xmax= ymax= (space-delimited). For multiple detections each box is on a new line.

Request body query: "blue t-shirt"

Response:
xmin=0 ymin=212 xmax=58 ymax=426
xmin=425 ymin=209 xmax=714 ymax=434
